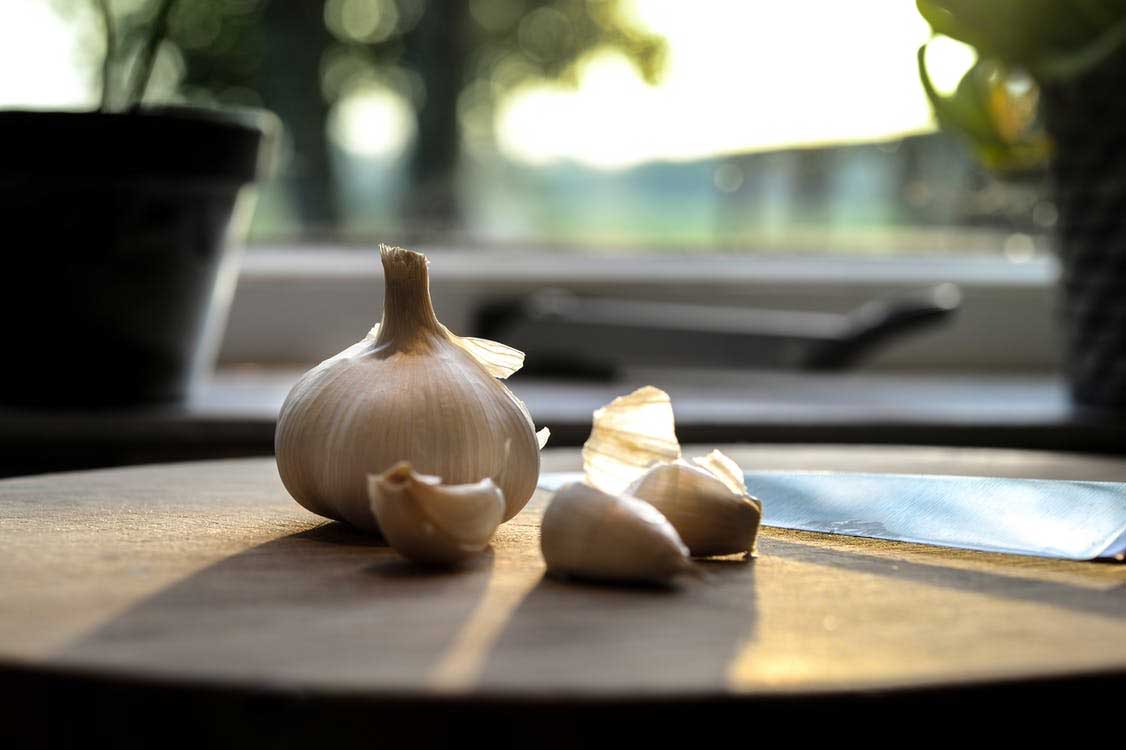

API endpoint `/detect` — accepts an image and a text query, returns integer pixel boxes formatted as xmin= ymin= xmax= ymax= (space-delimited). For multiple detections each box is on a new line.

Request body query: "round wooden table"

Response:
xmin=2 ymin=445 xmax=1125 ymax=745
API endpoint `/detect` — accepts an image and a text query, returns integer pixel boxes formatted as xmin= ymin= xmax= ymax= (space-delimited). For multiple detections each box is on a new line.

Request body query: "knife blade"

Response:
xmin=537 ymin=471 xmax=1126 ymax=561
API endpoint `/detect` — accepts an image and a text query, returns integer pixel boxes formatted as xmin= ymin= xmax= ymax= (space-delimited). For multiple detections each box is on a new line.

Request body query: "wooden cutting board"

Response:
xmin=2 ymin=446 xmax=1125 ymax=743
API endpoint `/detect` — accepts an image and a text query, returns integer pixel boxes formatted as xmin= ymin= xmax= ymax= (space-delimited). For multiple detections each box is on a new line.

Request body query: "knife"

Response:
xmin=537 ymin=471 xmax=1126 ymax=561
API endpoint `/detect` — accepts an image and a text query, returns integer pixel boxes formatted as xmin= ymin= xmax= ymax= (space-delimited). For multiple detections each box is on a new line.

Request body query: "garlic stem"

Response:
xmin=373 ymin=245 xmax=442 ymax=345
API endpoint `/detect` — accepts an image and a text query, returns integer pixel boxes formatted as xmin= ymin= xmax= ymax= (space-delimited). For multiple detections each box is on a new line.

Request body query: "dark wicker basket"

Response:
xmin=1041 ymin=48 xmax=1126 ymax=413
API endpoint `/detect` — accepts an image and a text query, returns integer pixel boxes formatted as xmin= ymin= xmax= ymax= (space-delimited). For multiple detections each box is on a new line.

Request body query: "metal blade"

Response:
xmin=537 ymin=471 xmax=1126 ymax=561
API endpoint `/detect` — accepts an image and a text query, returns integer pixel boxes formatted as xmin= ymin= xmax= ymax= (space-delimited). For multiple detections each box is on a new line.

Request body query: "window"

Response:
xmin=2 ymin=0 xmax=1059 ymax=371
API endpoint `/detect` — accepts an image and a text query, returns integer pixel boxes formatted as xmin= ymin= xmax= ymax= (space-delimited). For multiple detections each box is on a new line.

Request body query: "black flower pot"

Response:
xmin=0 ymin=108 xmax=274 ymax=408
xmin=1041 ymin=50 xmax=1126 ymax=414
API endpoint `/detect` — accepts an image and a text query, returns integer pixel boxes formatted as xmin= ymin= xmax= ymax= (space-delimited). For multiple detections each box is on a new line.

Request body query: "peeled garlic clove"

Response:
xmin=276 ymin=245 xmax=546 ymax=533
xmin=368 ymin=462 xmax=505 ymax=565
xmin=625 ymin=458 xmax=763 ymax=557
xmin=540 ymin=482 xmax=691 ymax=585
xmin=582 ymin=385 xmax=682 ymax=496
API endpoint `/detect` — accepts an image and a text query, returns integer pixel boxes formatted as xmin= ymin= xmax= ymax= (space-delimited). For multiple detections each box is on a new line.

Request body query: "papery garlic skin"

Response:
xmin=626 ymin=459 xmax=762 ymax=557
xmin=368 ymin=462 xmax=504 ymax=565
xmin=540 ymin=481 xmax=691 ymax=585
xmin=581 ymin=385 xmax=681 ymax=496
xmin=276 ymin=246 xmax=544 ymax=532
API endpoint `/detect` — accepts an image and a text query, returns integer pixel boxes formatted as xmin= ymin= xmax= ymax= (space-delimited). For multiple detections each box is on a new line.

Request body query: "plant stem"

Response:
xmin=96 ymin=0 xmax=115 ymax=111
xmin=125 ymin=0 xmax=176 ymax=108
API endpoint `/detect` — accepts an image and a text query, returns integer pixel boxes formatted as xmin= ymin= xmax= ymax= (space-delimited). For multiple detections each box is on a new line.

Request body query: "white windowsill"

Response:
xmin=219 ymin=245 xmax=1061 ymax=371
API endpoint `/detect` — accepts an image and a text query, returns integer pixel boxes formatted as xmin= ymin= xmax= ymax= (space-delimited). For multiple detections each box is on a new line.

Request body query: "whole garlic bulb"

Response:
xmin=276 ymin=245 xmax=547 ymax=532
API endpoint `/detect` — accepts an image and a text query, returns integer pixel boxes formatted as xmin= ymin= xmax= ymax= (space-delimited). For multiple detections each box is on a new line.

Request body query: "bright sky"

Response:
xmin=0 ymin=0 xmax=98 ymax=109
xmin=496 ymin=0 xmax=972 ymax=169
xmin=329 ymin=83 xmax=416 ymax=158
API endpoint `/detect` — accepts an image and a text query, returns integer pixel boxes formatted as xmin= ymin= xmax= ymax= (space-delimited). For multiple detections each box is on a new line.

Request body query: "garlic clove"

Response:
xmin=540 ymin=481 xmax=692 ymax=585
xmin=276 ymin=245 xmax=547 ymax=533
xmin=581 ymin=388 xmax=763 ymax=558
xmin=368 ymin=461 xmax=505 ymax=565
xmin=625 ymin=459 xmax=763 ymax=558
xmin=581 ymin=386 xmax=682 ymax=496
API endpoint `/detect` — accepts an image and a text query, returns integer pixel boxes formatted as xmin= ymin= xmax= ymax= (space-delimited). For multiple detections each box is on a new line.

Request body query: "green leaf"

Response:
xmin=95 ymin=0 xmax=116 ymax=111
xmin=917 ymin=44 xmax=1003 ymax=146
xmin=917 ymin=41 xmax=1050 ymax=174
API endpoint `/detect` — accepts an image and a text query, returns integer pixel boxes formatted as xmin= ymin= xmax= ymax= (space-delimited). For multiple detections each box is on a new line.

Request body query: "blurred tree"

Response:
xmin=165 ymin=0 xmax=343 ymax=231
xmin=326 ymin=0 xmax=665 ymax=235
xmin=62 ymin=0 xmax=342 ymax=230
xmin=76 ymin=0 xmax=664 ymax=235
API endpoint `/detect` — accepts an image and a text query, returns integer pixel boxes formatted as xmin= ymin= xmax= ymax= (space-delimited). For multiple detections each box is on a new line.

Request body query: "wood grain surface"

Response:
xmin=2 ymin=445 xmax=1125 ymax=703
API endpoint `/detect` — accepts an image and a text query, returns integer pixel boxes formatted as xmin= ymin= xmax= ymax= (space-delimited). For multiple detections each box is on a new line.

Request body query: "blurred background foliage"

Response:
xmin=16 ymin=1 xmax=1062 ymax=254
xmin=66 ymin=0 xmax=664 ymax=235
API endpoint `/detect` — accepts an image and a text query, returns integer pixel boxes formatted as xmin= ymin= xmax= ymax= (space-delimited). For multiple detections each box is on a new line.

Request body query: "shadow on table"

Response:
xmin=476 ymin=557 xmax=759 ymax=693
xmin=761 ymin=536 xmax=1126 ymax=619
xmin=60 ymin=521 xmax=497 ymax=683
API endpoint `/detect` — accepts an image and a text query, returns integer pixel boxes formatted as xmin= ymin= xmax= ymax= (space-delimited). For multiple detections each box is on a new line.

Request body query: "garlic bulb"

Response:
xmin=540 ymin=481 xmax=691 ymax=584
xmin=276 ymin=245 xmax=548 ymax=533
xmin=583 ymin=386 xmax=763 ymax=557
xmin=368 ymin=462 xmax=504 ymax=565
xmin=625 ymin=454 xmax=762 ymax=557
